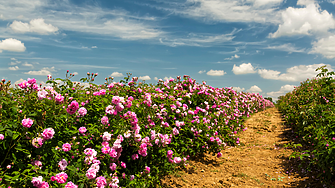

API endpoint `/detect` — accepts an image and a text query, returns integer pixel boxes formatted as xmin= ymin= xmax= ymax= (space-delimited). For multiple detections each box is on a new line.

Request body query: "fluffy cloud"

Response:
xmin=178 ymin=0 xmax=282 ymax=23
xmin=309 ymin=35 xmax=335 ymax=59
xmin=0 ymin=38 xmax=26 ymax=52
xmin=91 ymin=46 xmax=97 ymax=48
xmin=224 ymin=54 xmax=240 ymax=60
xmin=247 ymin=85 xmax=262 ymax=93
xmin=258 ymin=64 xmax=331 ymax=81
xmin=139 ymin=75 xmax=151 ymax=80
xmin=266 ymin=43 xmax=305 ymax=53
xmin=24 ymin=67 xmax=56 ymax=76
xmin=111 ymin=72 xmax=124 ymax=77
xmin=163 ymin=76 xmax=174 ymax=81
xmin=269 ymin=1 xmax=335 ymax=38
xmin=198 ymin=70 xmax=206 ymax=74
xmin=154 ymin=77 xmax=158 ymax=80
xmin=22 ymin=62 xmax=33 ymax=67
xmin=232 ymin=63 xmax=257 ymax=75
xmin=207 ymin=69 xmax=226 ymax=76
xmin=9 ymin=66 xmax=19 ymax=71
xmin=10 ymin=18 xmax=59 ymax=35
xmin=232 ymin=86 xmax=245 ymax=92
xmin=267 ymin=84 xmax=296 ymax=99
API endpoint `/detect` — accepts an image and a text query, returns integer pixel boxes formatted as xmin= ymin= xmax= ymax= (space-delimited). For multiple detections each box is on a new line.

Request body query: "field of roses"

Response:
xmin=277 ymin=66 xmax=335 ymax=183
xmin=0 ymin=71 xmax=274 ymax=188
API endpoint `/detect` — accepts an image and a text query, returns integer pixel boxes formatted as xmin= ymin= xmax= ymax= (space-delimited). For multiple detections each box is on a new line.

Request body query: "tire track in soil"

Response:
xmin=160 ymin=107 xmax=323 ymax=188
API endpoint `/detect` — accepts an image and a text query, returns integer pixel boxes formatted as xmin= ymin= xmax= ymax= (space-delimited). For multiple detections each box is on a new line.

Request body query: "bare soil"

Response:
xmin=160 ymin=107 xmax=327 ymax=188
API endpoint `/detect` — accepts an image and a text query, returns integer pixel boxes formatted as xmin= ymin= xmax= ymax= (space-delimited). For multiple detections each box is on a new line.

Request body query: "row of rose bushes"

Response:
xmin=0 ymin=72 xmax=274 ymax=187
xmin=276 ymin=66 xmax=335 ymax=183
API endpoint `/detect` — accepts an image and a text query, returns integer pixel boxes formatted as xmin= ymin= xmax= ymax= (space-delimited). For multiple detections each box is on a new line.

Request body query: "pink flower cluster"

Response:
xmin=86 ymin=162 xmax=100 ymax=179
xmin=58 ymin=159 xmax=68 ymax=171
xmin=66 ymin=100 xmax=79 ymax=115
xmin=62 ymin=143 xmax=71 ymax=152
xmin=31 ymin=176 xmax=49 ymax=188
xmin=41 ymin=128 xmax=55 ymax=140
xmin=18 ymin=78 xmax=39 ymax=91
xmin=22 ymin=118 xmax=33 ymax=128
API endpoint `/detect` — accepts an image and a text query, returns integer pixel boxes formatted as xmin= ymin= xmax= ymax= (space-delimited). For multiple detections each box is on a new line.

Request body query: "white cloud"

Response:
xmin=207 ymin=69 xmax=226 ymax=76
xmin=22 ymin=62 xmax=33 ymax=67
xmin=266 ymin=43 xmax=305 ymax=53
xmin=232 ymin=86 xmax=245 ymax=92
xmin=72 ymin=72 xmax=78 ymax=75
xmin=111 ymin=72 xmax=123 ymax=77
xmin=250 ymin=0 xmax=284 ymax=7
xmin=139 ymin=75 xmax=151 ymax=80
xmin=247 ymin=85 xmax=262 ymax=93
xmin=111 ymin=72 xmax=124 ymax=77
xmin=267 ymin=84 xmax=296 ymax=99
xmin=173 ymin=0 xmax=282 ymax=23
xmin=163 ymin=76 xmax=174 ymax=80
xmin=8 ymin=66 xmax=19 ymax=71
xmin=232 ymin=63 xmax=257 ymax=75
xmin=224 ymin=54 xmax=240 ymax=60
xmin=154 ymin=77 xmax=158 ymax=80
xmin=10 ymin=58 xmax=17 ymax=61
xmin=0 ymin=38 xmax=26 ymax=52
xmin=309 ymin=35 xmax=335 ymax=59
xmin=14 ymin=78 xmax=25 ymax=85
xmin=198 ymin=70 xmax=206 ymax=74
xmin=9 ymin=60 xmax=21 ymax=65
xmin=269 ymin=1 xmax=335 ymax=38
xmin=258 ymin=63 xmax=331 ymax=81
xmin=91 ymin=46 xmax=97 ymax=48
xmin=24 ymin=67 xmax=56 ymax=76
xmin=159 ymin=32 xmax=235 ymax=47
xmin=0 ymin=0 xmax=163 ymax=40
xmin=10 ymin=18 xmax=59 ymax=35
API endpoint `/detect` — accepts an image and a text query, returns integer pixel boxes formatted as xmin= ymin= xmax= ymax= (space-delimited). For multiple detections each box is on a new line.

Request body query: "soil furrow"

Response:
xmin=161 ymin=107 xmax=322 ymax=188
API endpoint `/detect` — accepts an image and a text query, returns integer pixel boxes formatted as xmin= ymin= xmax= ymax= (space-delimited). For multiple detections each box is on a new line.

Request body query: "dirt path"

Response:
xmin=161 ymin=107 xmax=323 ymax=188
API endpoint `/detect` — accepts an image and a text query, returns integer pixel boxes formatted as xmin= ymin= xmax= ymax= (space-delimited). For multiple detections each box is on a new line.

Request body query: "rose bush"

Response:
xmin=0 ymin=72 xmax=273 ymax=187
xmin=277 ymin=65 xmax=335 ymax=184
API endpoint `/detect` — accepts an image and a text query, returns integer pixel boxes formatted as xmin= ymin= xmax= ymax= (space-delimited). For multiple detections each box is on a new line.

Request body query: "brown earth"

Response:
xmin=160 ymin=107 xmax=327 ymax=188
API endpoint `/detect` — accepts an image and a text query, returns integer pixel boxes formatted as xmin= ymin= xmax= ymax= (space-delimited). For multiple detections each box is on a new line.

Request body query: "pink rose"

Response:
xmin=62 ymin=143 xmax=71 ymax=152
xmin=55 ymin=172 xmax=68 ymax=184
xmin=42 ymin=128 xmax=55 ymax=140
xmin=22 ymin=118 xmax=33 ymax=128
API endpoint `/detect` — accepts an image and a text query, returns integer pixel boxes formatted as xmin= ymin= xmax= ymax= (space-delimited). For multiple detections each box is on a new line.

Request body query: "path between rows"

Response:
xmin=161 ymin=107 xmax=322 ymax=188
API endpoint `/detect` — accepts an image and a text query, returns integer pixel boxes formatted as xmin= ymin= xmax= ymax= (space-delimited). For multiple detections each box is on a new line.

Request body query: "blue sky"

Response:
xmin=1 ymin=0 xmax=335 ymax=100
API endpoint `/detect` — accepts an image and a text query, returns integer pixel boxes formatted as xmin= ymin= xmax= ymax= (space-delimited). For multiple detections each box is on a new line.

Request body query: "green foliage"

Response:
xmin=277 ymin=65 xmax=335 ymax=184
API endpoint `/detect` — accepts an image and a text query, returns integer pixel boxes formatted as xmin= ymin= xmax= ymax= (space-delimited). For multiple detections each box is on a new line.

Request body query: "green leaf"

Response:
xmin=6 ymin=129 xmax=13 ymax=137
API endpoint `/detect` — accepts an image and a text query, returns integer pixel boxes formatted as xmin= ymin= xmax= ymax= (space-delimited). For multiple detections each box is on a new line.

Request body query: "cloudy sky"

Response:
xmin=1 ymin=0 xmax=335 ymax=99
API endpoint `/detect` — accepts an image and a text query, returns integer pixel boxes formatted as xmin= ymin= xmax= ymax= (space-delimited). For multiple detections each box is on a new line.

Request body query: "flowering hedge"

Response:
xmin=277 ymin=66 xmax=335 ymax=183
xmin=0 ymin=72 xmax=273 ymax=187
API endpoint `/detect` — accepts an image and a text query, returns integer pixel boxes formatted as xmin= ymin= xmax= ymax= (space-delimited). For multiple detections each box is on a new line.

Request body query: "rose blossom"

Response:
xmin=96 ymin=176 xmax=107 ymax=188
xmin=78 ymin=107 xmax=87 ymax=117
xmin=58 ymin=159 xmax=68 ymax=171
xmin=78 ymin=127 xmax=87 ymax=134
xmin=65 ymin=181 xmax=78 ymax=188
xmin=101 ymin=116 xmax=109 ymax=125
xmin=55 ymin=172 xmax=68 ymax=184
xmin=110 ymin=163 xmax=117 ymax=171
xmin=22 ymin=118 xmax=33 ymax=128
xmin=32 ymin=137 xmax=43 ymax=148
xmin=31 ymin=176 xmax=43 ymax=187
xmin=173 ymin=157 xmax=182 ymax=164
xmin=0 ymin=134 xmax=4 ymax=140
xmin=42 ymin=128 xmax=55 ymax=140
xmin=62 ymin=143 xmax=71 ymax=152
